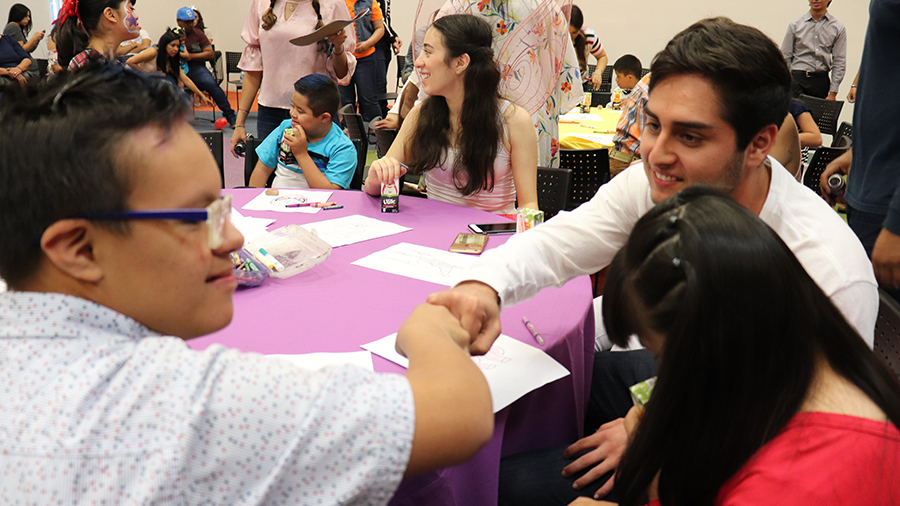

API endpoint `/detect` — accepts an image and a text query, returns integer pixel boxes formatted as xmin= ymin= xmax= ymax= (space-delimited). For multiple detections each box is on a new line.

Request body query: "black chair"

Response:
xmin=374 ymin=125 xmax=398 ymax=159
xmin=242 ymin=135 xmax=268 ymax=187
xmin=833 ymin=134 xmax=851 ymax=148
xmin=225 ymin=51 xmax=243 ymax=108
xmin=875 ymin=289 xmax=900 ymax=378
xmin=799 ymin=94 xmax=844 ymax=136
xmin=801 ymin=145 xmax=851 ymax=196
xmin=591 ymin=92 xmax=610 ymax=108
xmin=831 ymin=121 xmax=852 ymax=147
xmin=640 ymin=68 xmax=650 ymax=78
xmin=210 ymin=49 xmax=223 ymax=85
xmin=198 ymin=130 xmax=225 ymax=187
xmin=340 ymin=104 xmax=368 ymax=190
xmin=36 ymin=58 xmax=48 ymax=80
xmin=536 ymin=166 xmax=573 ymax=219
xmin=560 ymin=148 xmax=610 ymax=210
xmin=584 ymin=65 xmax=612 ymax=94
xmin=395 ymin=54 xmax=406 ymax=90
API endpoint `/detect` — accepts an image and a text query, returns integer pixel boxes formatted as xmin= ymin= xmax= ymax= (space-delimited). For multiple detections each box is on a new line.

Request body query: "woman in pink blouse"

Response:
xmin=230 ymin=0 xmax=358 ymax=156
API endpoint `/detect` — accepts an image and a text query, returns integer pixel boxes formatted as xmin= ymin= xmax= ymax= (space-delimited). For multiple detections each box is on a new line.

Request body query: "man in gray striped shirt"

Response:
xmin=781 ymin=0 xmax=847 ymax=100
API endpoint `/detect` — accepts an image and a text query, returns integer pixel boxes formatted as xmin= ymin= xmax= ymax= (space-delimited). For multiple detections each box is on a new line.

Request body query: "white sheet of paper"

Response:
xmin=362 ymin=334 xmax=570 ymax=412
xmin=301 ymin=214 xmax=411 ymax=248
xmin=566 ymin=133 xmax=615 ymax=146
xmin=232 ymin=208 xmax=275 ymax=244
xmin=266 ymin=351 xmax=374 ymax=372
xmin=242 ymin=189 xmax=334 ymax=213
xmin=559 ymin=112 xmax=604 ymax=121
xmin=351 ymin=242 xmax=478 ymax=286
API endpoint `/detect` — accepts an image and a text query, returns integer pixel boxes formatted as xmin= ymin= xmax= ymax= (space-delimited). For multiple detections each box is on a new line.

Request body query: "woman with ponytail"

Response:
xmin=568 ymin=4 xmax=607 ymax=90
xmin=364 ymin=14 xmax=538 ymax=215
xmin=230 ymin=0 xmax=357 ymax=156
xmin=55 ymin=0 xmax=141 ymax=70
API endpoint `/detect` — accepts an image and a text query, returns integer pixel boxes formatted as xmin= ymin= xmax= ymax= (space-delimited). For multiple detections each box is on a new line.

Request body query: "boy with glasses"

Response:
xmin=0 ymin=64 xmax=492 ymax=504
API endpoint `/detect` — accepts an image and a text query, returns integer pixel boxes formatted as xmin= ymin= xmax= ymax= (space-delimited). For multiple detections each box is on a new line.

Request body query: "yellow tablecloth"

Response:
xmin=559 ymin=108 xmax=623 ymax=149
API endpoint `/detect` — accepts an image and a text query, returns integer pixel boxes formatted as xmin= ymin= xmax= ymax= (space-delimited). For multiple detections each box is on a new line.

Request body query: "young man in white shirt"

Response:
xmin=429 ymin=17 xmax=876 ymax=505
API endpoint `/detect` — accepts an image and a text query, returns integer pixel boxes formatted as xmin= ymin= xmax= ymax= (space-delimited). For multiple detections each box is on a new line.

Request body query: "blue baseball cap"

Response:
xmin=176 ymin=7 xmax=197 ymax=21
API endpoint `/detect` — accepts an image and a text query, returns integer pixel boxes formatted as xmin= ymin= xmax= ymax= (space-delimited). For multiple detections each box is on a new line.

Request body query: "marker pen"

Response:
xmin=255 ymin=247 xmax=285 ymax=272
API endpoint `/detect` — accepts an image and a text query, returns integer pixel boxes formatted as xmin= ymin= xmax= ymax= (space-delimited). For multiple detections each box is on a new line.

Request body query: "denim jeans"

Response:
xmin=339 ymin=53 xmax=384 ymax=122
xmin=186 ymin=64 xmax=236 ymax=123
xmin=374 ymin=44 xmax=390 ymax=117
xmin=847 ymin=206 xmax=900 ymax=301
xmin=256 ymin=105 xmax=291 ymax=142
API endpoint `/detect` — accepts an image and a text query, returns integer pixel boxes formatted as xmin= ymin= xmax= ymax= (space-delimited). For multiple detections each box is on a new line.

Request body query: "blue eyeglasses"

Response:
xmin=75 ymin=194 xmax=233 ymax=248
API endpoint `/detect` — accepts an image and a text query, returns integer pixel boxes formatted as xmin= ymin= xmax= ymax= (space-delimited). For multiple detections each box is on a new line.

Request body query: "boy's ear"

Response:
xmin=319 ymin=111 xmax=332 ymax=124
xmin=40 ymin=219 xmax=104 ymax=283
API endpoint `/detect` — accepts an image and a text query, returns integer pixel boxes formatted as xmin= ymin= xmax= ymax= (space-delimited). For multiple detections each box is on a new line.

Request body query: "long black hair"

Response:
xmin=7 ymin=4 xmax=32 ymax=36
xmin=603 ymin=186 xmax=900 ymax=506
xmin=407 ymin=14 xmax=501 ymax=196
xmin=55 ymin=0 xmax=127 ymax=67
xmin=568 ymin=5 xmax=587 ymax=75
xmin=155 ymin=28 xmax=182 ymax=80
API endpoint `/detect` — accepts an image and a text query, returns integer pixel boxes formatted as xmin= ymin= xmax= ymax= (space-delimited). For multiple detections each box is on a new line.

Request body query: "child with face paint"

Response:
xmin=116 ymin=0 xmax=150 ymax=57
xmin=55 ymin=0 xmax=141 ymax=70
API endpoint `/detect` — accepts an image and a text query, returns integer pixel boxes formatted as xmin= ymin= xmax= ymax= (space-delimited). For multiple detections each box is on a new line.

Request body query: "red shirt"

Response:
xmin=646 ymin=412 xmax=900 ymax=506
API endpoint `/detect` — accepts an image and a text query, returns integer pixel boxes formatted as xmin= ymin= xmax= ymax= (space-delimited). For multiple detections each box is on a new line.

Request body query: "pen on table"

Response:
xmin=522 ymin=316 xmax=545 ymax=346
xmin=286 ymin=201 xmax=338 ymax=208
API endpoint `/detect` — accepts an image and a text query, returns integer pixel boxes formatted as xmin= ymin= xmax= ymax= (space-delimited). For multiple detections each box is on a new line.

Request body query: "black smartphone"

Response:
xmin=468 ymin=222 xmax=517 ymax=235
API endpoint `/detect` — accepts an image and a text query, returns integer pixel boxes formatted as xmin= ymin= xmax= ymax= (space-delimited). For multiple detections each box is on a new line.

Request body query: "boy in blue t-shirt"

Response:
xmin=250 ymin=74 xmax=357 ymax=189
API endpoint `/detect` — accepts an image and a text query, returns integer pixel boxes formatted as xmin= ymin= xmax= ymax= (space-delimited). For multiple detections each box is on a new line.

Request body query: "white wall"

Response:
xmin=23 ymin=0 xmax=867 ymax=121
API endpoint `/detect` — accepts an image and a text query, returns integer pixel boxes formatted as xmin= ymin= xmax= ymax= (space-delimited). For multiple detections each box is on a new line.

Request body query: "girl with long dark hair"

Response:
xmin=568 ymin=5 xmax=607 ymax=90
xmin=364 ymin=14 xmax=538 ymax=215
xmin=153 ymin=28 xmax=212 ymax=107
xmin=579 ymin=187 xmax=900 ymax=506
xmin=229 ymin=0 xmax=357 ymax=156
xmin=5 ymin=4 xmax=44 ymax=54
xmin=55 ymin=0 xmax=142 ymax=70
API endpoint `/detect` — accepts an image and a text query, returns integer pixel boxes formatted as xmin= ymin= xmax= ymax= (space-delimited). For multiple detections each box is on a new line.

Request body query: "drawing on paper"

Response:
xmin=472 ymin=347 xmax=511 ymax=371
xmin=271 ymin=195 xmax=308 ymax=207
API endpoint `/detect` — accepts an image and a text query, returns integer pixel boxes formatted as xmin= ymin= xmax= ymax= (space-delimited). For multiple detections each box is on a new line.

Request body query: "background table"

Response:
xmin=189 ymin=189 xmax=595 ymax=506
xmin=559 ymin=108 xmax=624 ymax=149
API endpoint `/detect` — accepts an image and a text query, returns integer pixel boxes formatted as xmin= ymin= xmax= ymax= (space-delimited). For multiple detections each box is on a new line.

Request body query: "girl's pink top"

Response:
xmin=240 ymin=0 xmax=358 ymax=109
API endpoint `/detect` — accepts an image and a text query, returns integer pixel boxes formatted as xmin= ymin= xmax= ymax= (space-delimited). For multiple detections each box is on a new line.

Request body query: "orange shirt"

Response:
xmin=344 ymin=0 xmax=383 ymax=58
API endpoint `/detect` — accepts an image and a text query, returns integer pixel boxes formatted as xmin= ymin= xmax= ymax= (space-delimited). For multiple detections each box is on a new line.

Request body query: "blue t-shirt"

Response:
xmin=257 ymin=118 xmax=357 ymax=189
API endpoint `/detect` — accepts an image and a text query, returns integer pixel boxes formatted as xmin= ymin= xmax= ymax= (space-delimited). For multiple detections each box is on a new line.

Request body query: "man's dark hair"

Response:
xmin=613 ymin=54 xmax=642 ymax=79
xmin=0 ymin=63 xmax=189 ymax=287
xmin=293 ymin=73 xmax=340 ymax=118
xmin=649 ymin=17 xmax=791 ymax=150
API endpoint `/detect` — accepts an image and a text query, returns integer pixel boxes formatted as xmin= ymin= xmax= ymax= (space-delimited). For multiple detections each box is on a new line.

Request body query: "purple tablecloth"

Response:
xmin=189 ymin=189 xmax=595 ymax=506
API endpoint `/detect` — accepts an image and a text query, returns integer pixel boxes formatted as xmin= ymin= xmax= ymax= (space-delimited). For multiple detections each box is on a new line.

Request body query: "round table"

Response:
xmin=190 ymin=188 xmax=595 ymax=506
xmin=559 ymin=107 xmax=624 ymax=149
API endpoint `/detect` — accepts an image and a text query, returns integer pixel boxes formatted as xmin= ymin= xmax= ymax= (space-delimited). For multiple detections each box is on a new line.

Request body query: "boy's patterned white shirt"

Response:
xmin=0 ymin=291 xmax=414 ymax=505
